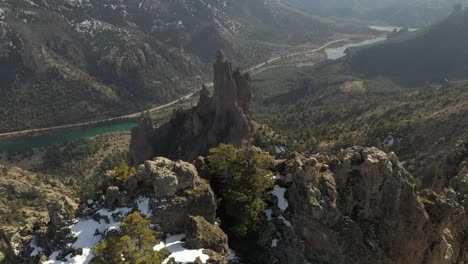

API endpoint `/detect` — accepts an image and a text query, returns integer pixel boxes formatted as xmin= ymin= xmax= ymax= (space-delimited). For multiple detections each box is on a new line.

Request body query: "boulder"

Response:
xmin=151 ymin=179 xmax=216 ymax=234
xmin=185 ymin=216 xmax=229 ymax=255
xmin=105 ymin=186 xmax=120 ymax=208
xmin=132 ymin=157 xmax=197 ymax=197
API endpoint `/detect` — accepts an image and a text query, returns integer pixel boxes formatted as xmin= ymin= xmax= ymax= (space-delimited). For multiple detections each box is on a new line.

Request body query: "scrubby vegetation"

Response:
xmin=111 ymin=160 xmax=136 ymax=182
xmin=205 ymin=144 xmax=274 ymax=237
xmin=251 ymin=59 xmax=468 ymax=183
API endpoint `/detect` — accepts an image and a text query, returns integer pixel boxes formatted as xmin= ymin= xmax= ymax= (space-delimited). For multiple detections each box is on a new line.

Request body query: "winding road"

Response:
xmin=0 ymin=38 xmax=348 ymax=139
xmin=246 ymin=38 xmax=348 ymax=72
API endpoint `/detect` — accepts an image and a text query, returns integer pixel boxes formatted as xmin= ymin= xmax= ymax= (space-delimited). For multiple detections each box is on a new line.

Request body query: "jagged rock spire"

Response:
xmin=213 ymin=50 xmax=237 ymax=108
xmin=130 ymin=50 xmax=253 ymax=164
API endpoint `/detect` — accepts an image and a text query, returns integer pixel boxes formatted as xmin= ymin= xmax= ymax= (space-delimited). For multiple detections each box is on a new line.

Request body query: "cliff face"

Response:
xmin=130 ymin=50 xmax=253 ymax=164
xmin=254 ymin=147 xmax=467 ymax=264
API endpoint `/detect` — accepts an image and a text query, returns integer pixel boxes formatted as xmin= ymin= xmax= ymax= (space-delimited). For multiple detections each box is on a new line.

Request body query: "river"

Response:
xmin=0 ymin=36 xmax=386 ymax=152
xmin=0 ymin=123 xmax=137 ymax=152
xmin=324 ymin=37 xmax=386 ymax=60
xmin=251 ymin=36 xmax=387 ymax=76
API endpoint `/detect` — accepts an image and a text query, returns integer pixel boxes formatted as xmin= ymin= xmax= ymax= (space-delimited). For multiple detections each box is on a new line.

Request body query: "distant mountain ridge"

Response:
xmin=346 ymin=7 xmax=468 ymax=85
xmin=286 ymin=0 xmax=468 ymax=27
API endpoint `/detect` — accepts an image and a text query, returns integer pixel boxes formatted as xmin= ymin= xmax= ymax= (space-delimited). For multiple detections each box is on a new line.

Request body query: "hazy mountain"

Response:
xmin=286 ymin=0 xmax=468 ymax=26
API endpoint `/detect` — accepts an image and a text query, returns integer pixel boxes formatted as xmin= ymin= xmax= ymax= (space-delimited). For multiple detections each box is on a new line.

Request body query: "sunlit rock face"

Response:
xmin=254 ymin=147 xmax=468 ymax=264
xmin=130 ymin=50 xmax=252 ymax=164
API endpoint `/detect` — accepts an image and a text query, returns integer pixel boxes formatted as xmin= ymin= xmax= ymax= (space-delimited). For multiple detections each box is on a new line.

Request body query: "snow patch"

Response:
xmin=278 ymin=215 xmax=293 ymax=228
xmin=383 ymin=133 xmax=395 ymax=147
xmin=43 ymin=195 xmax=156 ymax=264
xmin=30 ymin=237 xmax=43 ymax=257
xmin=228 ymin=248 xmax=238 ymax=261
xmin=136 ymin=197 xmax=152 ymax=217
xmin=155 ymin=234 xmax=210 ymax=264
xmin=273 ymin=185 xmax=288 ymax=211
xmin=272 ymin=173 xmax=283 ymax=180
xmin=271 ymin=238 xmax=279 ymax=248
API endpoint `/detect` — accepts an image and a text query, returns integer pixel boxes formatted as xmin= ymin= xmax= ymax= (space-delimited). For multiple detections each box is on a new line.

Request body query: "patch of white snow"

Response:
xmin=155 ymin=234 xmax=210 ymax=264
xmin=273 ymin=185 xmax=288 ymax=211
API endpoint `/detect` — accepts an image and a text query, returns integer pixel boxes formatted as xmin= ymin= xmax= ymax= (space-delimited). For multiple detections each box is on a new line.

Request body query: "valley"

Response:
xmin=0 ymin=35 xmax=383 ymax=153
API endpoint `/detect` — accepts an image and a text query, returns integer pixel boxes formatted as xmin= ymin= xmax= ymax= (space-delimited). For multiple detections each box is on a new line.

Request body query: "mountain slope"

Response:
xmin=286 ymin=0 xmax=468 ymax=27
xmin=346 ymin=9 xmax=468 ymax=85
xmin=0 ymin=0 xmax=363 ymax=133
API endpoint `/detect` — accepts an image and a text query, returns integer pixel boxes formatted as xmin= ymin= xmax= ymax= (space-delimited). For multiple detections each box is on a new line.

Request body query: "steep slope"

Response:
xmin=0 ymin=0 xmax=362 ymax=133
xmin=346 ymin=9 xmax=468 ymax=85
xmin=0 ymin=0 xmax=207 ymax=133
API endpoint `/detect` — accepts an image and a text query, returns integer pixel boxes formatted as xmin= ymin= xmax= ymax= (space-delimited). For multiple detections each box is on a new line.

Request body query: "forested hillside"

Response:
xmin=347 ymin=8 xmax=468 ymax=85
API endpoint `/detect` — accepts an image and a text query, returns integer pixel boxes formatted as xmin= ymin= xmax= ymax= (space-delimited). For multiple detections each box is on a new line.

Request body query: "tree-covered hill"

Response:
xmin=347 ymin=8 xmax=468 ymax=85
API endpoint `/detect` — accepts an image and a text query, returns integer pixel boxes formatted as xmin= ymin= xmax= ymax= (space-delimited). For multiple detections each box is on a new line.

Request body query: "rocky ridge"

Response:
xmin=5 ymin=145 xmax=467 ymax=264
xmin=254 ymin=147 xmax=467 ymax=264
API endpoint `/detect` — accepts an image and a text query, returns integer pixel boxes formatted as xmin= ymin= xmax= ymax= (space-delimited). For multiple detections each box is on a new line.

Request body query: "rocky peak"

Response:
xmin=130 ymin=51 xmax=252 ymax=164
xmin=213 ymin=50 xmax=237 ymax=109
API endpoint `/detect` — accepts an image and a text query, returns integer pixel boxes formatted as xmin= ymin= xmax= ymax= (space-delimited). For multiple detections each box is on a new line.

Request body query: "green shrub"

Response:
xmin=112 ymin=160 xmax=136 ymax=182
xmin=205 ymin=144 xmax=274 ymax=237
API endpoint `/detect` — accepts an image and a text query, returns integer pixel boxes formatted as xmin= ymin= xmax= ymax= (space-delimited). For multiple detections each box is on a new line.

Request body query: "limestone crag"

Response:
xmin=254 ymin=147 xmax=468 ymax=264
xmin=130 ymin=50 xmax=252 ymax=164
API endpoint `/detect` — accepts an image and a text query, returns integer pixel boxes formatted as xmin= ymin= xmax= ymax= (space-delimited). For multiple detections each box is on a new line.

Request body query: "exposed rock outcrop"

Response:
xmin=185 ymin=216 xmax=229 ymax=263
xmin=27 ymin=197 xmax=80 ymax=262
xmin=124 ymin=157 xmax=217 ymax=234
xmin=130 ymin=50 xmax=253 ymax=164
xmin=255 ymin=147 xmax=468 ymax=264
xmin=186 ymin=216 xmax=229 ymax=255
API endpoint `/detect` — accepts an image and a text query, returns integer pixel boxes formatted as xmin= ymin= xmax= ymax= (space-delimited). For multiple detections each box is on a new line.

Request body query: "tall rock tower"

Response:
xmin=213 ymin=50 xmax=238 ymax=109
xmin=130 ymin=50 xmax=253 ymax=164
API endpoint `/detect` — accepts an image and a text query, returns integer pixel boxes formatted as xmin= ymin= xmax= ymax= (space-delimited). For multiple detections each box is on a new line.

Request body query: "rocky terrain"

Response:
xmin=254 ymin=147 xmax=467 ymax=264
xmin=5 ymin=146 xmax=466 ymax=263
xmin=0 ymin=165 xmax=76 ymax=263
xmin=7 ymin=157 xmax=230 ymax=263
